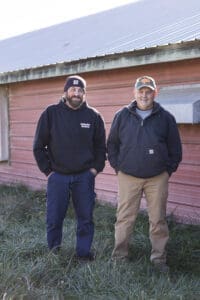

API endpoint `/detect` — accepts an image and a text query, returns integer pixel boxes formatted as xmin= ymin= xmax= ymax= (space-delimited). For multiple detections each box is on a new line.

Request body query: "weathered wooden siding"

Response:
xmin=87 ymin=60 xmax=200 ymax=224
xmin=0 ymin=59 xmax=199 ymax=224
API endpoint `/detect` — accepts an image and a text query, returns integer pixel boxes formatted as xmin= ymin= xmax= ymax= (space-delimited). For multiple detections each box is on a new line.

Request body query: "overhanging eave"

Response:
xmin=0 ymin=41 xmax=200 ymax=84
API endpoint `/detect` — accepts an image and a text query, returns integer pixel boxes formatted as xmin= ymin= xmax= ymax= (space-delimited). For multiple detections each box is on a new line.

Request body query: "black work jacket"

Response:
xmin=107 ymin=101 xmax=182 ymax=178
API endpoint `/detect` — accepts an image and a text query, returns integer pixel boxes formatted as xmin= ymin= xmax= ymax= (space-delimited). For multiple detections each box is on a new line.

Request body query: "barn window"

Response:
xmin=156 ymin=84 xmax=200 ymax=124
xmin=0 ymin=87 xmax=9 ymax=161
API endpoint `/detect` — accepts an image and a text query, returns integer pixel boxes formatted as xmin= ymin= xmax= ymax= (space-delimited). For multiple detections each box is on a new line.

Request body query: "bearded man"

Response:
xmin=33 ymin=75 xmax=106 ymax=261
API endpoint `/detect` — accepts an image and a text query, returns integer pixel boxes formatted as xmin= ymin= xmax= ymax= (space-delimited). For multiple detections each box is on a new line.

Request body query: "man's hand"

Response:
xmin=90 ymin=168 xmax=97 ymax=176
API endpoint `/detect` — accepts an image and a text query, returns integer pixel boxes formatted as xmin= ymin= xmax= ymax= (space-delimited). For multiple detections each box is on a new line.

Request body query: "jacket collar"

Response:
xmin=127 ymin=100 xmax=161 ymax=114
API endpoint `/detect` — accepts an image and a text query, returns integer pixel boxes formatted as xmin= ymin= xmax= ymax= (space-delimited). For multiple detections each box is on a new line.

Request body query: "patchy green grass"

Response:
xmin=0 ymin=184 xmax=199 ymax=300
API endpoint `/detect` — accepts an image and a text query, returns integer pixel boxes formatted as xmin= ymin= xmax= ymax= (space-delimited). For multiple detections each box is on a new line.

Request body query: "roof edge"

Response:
xmin=0 ymin=40 xmax=199 ymax=84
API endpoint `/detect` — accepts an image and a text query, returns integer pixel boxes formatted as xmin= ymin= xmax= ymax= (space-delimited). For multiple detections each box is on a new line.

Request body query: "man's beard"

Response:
xmin=67 ymin=96 xmax=83 ymax=109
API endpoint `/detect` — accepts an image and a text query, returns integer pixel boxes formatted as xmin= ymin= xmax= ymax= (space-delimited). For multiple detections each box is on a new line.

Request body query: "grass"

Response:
xmin=0 ymin=184 xmax=199 ymax=300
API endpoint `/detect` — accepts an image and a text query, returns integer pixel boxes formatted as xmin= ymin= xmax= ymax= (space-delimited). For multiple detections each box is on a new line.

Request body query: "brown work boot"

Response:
xmin=111 ymin=255 xmax=129 ymax=264
xmin=152 ymin=262 xmax=170 ymax=273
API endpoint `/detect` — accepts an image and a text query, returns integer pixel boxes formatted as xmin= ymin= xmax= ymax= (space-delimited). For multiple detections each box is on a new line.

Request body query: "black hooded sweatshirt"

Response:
xmin=33 ymin=100 xmax=106 ymax=176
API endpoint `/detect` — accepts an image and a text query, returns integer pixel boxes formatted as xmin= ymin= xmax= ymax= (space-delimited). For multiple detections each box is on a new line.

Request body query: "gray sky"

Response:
xmin=0 ymin=0 xmax=138 ymax=40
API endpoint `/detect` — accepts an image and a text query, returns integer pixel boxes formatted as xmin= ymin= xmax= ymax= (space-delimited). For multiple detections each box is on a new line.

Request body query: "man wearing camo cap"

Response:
xmin=107 ymin=75 xmax=182 ymax=273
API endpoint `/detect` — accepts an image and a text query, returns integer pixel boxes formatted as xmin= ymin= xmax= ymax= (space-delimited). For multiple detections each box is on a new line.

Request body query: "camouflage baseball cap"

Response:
xmin=135 ymin=76 xmax=156 ymax=90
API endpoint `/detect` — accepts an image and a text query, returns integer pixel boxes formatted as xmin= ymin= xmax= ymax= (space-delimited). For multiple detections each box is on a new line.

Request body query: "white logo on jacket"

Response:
xmin=149 ymin=149 xmax=154 ymax=154
xmin=80 ymin=123 xmax=91 ymax=128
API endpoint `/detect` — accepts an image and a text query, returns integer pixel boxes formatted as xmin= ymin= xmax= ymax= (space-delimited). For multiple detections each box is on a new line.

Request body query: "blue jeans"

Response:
xmin=46 ymin=170 xmax=95 ymax=256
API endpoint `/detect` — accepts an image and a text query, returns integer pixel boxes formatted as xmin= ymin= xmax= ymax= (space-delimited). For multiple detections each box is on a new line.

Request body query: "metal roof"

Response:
xmin=0 ymin=0 xmax=200 ymax=74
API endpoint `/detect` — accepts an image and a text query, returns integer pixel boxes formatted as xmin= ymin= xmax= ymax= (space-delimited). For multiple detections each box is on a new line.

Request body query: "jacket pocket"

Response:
xmin=143 ymin=144 xmax=167 ymax=170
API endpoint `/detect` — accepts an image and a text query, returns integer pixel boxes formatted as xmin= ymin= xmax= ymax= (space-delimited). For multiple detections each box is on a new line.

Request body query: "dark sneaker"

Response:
xmin=152 ymin=262 xmax=170 ymax=273
xmin=50 ymin=246 xmax=61 ymax=255
xmin=75 ymin=252 xmax=95 ymax=262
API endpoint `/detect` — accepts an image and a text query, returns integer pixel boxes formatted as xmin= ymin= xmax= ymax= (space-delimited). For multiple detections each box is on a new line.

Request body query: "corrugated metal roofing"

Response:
xmin=0 ymin=0 xmax=200 ymax=73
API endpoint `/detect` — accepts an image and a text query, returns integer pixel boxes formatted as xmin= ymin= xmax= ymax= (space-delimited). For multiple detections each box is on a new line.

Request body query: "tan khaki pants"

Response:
xmin=112 ymin=171 xmax=169 ymax=263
